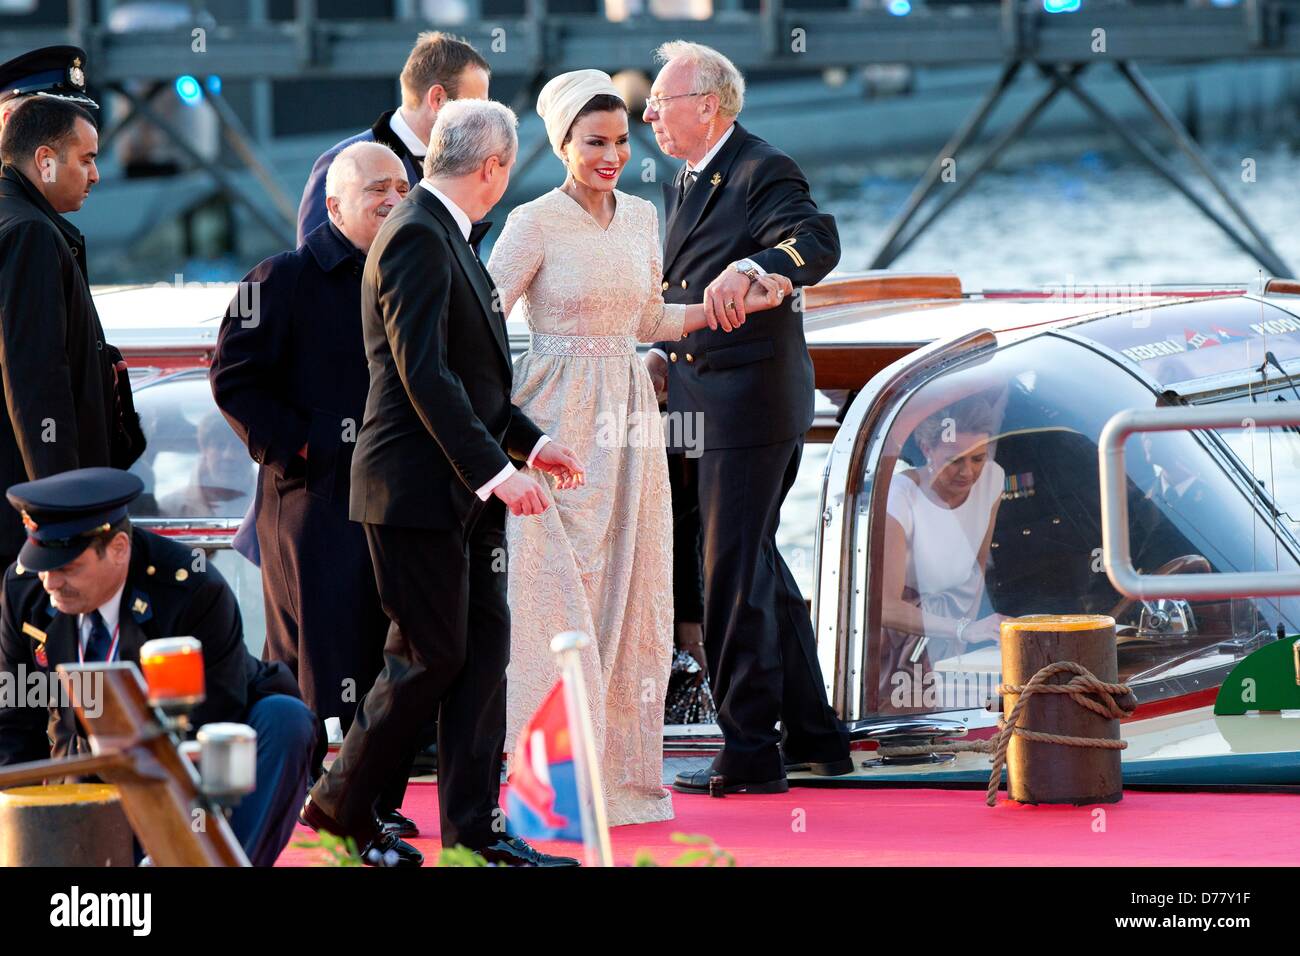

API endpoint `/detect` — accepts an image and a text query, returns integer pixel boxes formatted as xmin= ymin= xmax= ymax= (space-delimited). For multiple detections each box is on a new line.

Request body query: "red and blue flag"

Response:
xmin=506 ymin=679 xmax=583 ymax=841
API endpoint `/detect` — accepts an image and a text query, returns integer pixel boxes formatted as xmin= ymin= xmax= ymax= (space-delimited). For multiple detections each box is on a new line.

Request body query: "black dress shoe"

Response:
xmin=782 ymin=754 xmax=856 ymax=776
xmin=299 ymin=794 xmax=348 ymax=834
xmin=473 ymin=836 xmax=580 ymax=867
xmin=300 ymin=794 xmax=420 ymax=865
xmin=673 ymin=767 xmax=789 ymax=795
xmin=360 ymin=831 xmax=424 ymax=868
xmin=379 ymin=809 xmax=420 ymax=838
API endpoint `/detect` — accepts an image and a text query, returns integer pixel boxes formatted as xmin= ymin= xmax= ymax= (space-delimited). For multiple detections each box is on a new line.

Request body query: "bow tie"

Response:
xmin=679 ymin=168 xmax=699 ymax=195
xmin=468 ymin=220 xmax=492 ymax=250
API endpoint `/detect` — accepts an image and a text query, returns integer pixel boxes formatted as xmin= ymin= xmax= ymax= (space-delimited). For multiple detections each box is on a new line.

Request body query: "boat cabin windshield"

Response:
xmin=860 ymin=333 xmax=1300 ymax=715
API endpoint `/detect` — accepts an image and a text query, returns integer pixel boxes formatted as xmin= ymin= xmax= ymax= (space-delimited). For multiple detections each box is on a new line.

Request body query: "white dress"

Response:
xmin=886 ymin=460 xmax=1005 ymax=657
xmin=487 ymin=187 xmax=685 ymax=826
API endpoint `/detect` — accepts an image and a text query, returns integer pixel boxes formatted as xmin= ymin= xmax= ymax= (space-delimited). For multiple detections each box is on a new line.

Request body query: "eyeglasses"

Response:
xmin=645 ymin=92 xmax=706 ymax=113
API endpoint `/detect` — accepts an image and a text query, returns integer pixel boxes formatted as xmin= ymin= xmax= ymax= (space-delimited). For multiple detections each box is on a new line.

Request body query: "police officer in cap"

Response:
xmin=0 ymin=45 xmax=98 ymax=133
xmin=0 ymin=468 xmax=317 ymax=866
xmin=0 ymin=49 xmax=145 ymax=572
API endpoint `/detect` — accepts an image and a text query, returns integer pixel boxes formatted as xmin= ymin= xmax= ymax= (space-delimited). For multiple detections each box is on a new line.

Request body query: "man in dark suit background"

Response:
xmin=293 ymin=30 xmax=489 ymax=783
xmin=300 ymin=99 xmax=586 ymax=867
xmin=211 ymin=142 xmax=419 ymax=836
xmin=643 ymin=42 xmax=852 ymax=794
xmin=0 ymin=96 xmax=144 ymax=573
xmin=295 ymin=31 xmax=489 ymax=245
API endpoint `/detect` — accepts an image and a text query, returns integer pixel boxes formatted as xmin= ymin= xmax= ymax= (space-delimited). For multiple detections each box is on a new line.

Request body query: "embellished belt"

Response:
xmin=529 ymin=332 xmax=636 ymax=358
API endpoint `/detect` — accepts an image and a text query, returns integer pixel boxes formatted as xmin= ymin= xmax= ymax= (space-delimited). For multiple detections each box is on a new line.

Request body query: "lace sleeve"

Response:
xmin=486 ymin=206 xmax=544 ymax=322
xmin=636 ymin=204 xmax=687 ymax=343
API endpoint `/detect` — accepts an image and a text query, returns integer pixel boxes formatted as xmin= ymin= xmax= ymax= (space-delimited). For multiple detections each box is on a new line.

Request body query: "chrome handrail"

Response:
xmin=1099 ymin=404 xmax=1300 ymax=599
xmin=133 ymin=517 xmax=240 ymax=551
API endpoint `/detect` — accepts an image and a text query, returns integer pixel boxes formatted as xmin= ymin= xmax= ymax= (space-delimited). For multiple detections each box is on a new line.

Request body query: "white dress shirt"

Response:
xmin=388 ymin=108 xmax=428 ymax=159
xmin=686 ymin=123 xmax=735 ymax=178
xmin=418 ymin=181 xmax=551 ymax=499
xmin=78 ymin=581 xmax=125 ymax=661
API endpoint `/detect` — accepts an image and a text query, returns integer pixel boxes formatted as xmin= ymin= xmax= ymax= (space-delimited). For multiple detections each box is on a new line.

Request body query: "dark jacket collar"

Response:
xmin=0 ymin=164 xmax=85 ymax=252
xmin=663 ymin=121 xmax=752 ymax=273
xmin=305 ymin=219 xmax=365 ymax=273
xmin=372 ymin=109 xmax=416 ymax=165
xmin=696 ymin=121 xmax=748 ymax=179
xmin=410 ymin=182 xmax=465 ymax=240
xmin=408 ymin=185 xmax=511 ymax=370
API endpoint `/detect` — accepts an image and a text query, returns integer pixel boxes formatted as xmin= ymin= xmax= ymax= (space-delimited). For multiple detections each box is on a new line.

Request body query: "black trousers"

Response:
xmin=697 ymin=436 xmax=848 ymax=781
xmin=257 ymin=473 xmax=411 ymax=813
xmin=667 ymin=451 xmax=704 ymax=624
xmin=311 ymin=502 xmax=510 ymax=849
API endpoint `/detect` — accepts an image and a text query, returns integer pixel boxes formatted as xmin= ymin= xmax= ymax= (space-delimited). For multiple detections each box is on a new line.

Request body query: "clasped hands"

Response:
xmin=493 ymin=441 xmax=586 ymax=516
xmin=704 ymin=269 xmax=794 ymax=333
xmin=645 ymin=268 xmax=795 ymax=394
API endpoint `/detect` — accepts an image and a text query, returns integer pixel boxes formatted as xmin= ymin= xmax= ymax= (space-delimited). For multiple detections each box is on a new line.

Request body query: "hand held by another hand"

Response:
xmin=742 ymin=273 xmax=794 ymax=315
xmin=704 ymin=269 xmax=753 ymax=333
xmin=494 ymin=471 xmax=551 ymax=516
xmin=532 ymin=442 xmax=587 ymax=491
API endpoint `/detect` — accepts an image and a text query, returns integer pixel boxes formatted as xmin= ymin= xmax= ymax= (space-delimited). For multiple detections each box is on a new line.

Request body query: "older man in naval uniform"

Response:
xmin=644 ymin=42 xmax=853 ymax=795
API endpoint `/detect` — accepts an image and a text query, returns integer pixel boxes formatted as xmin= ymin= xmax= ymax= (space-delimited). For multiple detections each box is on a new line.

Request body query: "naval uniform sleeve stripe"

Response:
xmin=775 ymin=240 xmax=805 ymax=268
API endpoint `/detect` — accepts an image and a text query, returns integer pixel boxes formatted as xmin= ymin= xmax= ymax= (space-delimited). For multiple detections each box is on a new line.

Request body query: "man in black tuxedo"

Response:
xmin=644 ymin=42 xmax=852 ymax=794
xmin=300 ymin=99 xmax=586 ymax=867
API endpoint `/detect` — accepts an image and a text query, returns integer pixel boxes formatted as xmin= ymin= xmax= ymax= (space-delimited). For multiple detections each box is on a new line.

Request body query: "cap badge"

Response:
xmin=69 ymin=59 xmax=85 ymax=89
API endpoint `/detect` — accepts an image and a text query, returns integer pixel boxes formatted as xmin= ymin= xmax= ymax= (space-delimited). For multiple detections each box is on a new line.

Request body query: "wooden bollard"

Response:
xmin=0 ymin=784 xmax=134 ymax=866
xmin=999 ymin=615 xmax=1126 ymax=805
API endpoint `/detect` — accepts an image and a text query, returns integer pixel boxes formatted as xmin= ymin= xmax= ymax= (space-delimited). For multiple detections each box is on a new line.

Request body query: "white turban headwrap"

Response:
xmin=536 ymin=69 xmax=625 ymax=161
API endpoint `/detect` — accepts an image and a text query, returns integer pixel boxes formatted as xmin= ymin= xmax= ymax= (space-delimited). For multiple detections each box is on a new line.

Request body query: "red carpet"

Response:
xmin=277 ymin=783 xmax=1300 ymax=867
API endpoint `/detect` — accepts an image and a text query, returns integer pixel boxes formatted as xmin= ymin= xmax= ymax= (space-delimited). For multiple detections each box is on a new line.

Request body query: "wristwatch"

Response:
xmin=732 ymin=259 xmax=762 ymax=283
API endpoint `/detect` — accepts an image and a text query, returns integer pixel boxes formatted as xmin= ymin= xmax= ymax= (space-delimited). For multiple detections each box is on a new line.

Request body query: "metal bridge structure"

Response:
xmin=2 ymin=0 xmax=1299 ymax=272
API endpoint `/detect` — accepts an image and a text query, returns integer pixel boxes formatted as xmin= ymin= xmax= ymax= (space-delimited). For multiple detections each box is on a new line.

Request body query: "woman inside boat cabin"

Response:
xmin=881 ymin=394 xmax=1008 ymax=705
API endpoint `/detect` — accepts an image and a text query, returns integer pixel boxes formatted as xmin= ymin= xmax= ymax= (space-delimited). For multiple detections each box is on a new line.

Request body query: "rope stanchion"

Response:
xmin=878 ymin=661 xmax=1134 ymax=806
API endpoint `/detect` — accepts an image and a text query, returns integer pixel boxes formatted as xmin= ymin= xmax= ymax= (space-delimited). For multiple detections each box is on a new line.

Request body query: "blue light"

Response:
xmin=888 ymin=0 xmax=911 ymax=15
xmin=1209 ymin=0 xmax=1238 ymax=6
xmin=175 ymin=75 xmax=202 ymax=106
xmin=205 ymin=75 xmax=222 ymax=96
xmin=1043 ymin=0 xmax=1081 ymax=11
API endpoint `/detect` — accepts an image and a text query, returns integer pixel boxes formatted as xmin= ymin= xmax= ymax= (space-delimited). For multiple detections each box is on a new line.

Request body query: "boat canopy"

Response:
xmin=818 ymin=329 xmax=1300 ymax=720
xmin=1063 ymin=294 xmax=1300 ymax=394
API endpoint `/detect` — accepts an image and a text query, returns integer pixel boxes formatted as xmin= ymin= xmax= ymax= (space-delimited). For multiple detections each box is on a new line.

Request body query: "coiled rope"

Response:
xmin=877 ymin=661 xmax=1135 ymax=806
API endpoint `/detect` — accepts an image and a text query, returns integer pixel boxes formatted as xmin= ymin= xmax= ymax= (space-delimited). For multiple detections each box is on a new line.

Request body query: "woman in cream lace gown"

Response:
xmin=488 ymin=71 xmax=790 ymax=826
